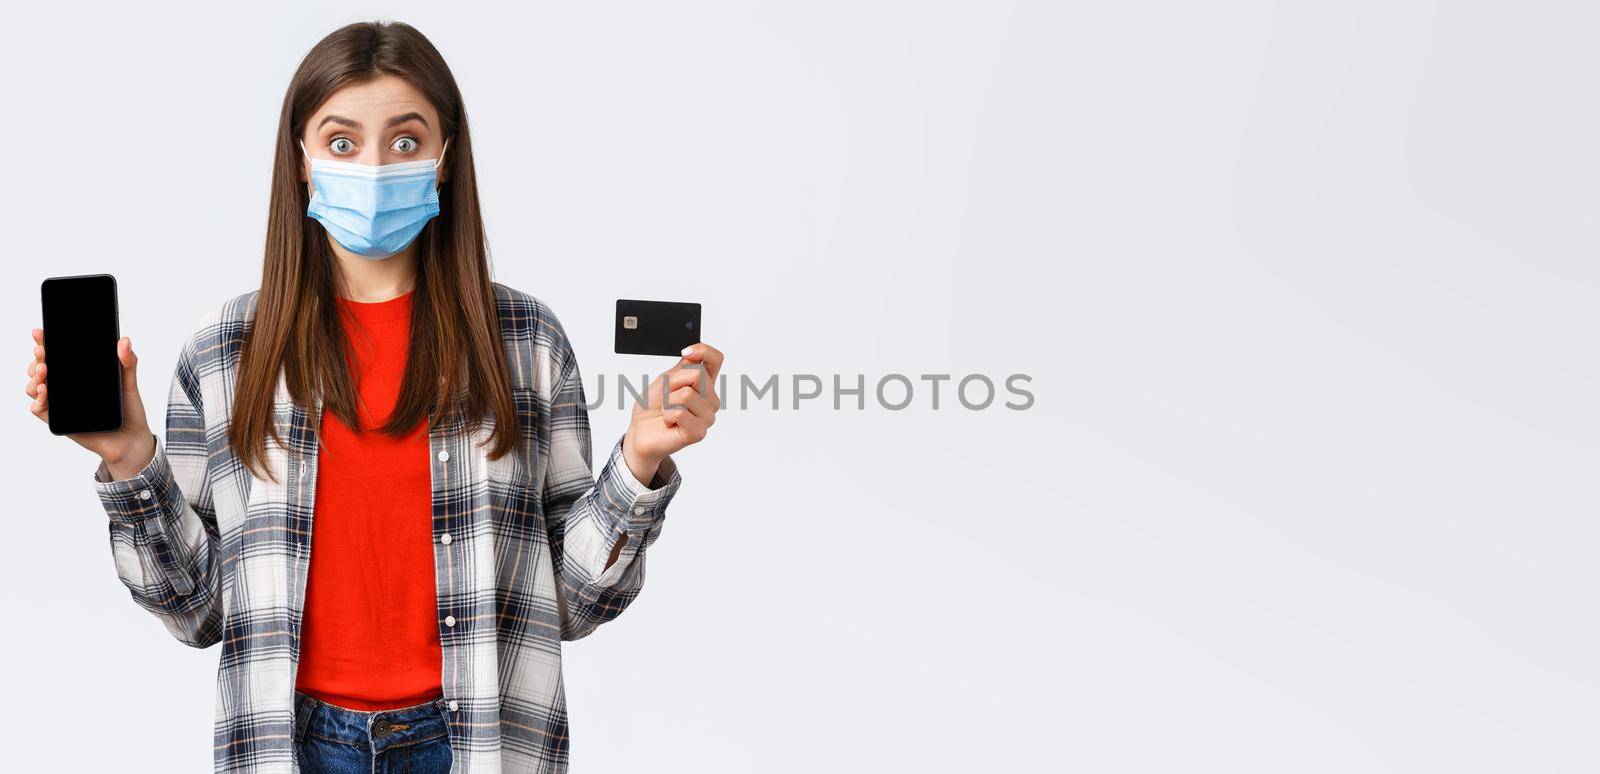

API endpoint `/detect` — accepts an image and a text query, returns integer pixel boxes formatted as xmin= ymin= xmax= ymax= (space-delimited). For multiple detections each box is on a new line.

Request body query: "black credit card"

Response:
xmin=614 ymin=299 xmax=701 ymax=356
xmin=40 ymin=273 xmax=124 ymax=435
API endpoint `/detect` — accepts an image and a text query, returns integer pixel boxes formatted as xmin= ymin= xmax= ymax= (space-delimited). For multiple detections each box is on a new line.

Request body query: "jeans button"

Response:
xmin=374 ymin=719 xmax=391 ymax=736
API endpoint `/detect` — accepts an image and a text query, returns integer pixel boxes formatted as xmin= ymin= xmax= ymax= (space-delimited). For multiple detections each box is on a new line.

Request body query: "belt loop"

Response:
xmin=293 ymin=693 xmax=317 ymax=743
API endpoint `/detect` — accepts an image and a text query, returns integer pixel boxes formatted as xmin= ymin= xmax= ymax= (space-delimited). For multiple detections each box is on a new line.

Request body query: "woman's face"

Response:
xmin=299 ymin=74 xmax=447 ymax=184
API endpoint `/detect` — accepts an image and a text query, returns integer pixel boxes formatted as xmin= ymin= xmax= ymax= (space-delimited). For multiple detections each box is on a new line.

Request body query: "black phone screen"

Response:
xmin=40 ymin=274 xmax=123 ymax=435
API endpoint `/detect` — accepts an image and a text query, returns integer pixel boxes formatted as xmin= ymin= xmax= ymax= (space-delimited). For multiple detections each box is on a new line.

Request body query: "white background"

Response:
xmin=2 ymin=1 xmax=1596 ymax=771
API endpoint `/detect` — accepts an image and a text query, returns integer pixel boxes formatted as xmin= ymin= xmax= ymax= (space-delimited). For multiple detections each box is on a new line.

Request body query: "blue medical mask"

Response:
xmin=300 ymin=138 xmax=449 ymax=259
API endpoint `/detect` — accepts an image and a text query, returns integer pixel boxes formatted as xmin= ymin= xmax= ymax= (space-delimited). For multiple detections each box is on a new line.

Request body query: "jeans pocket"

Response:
xmin=296 ymin=733 xmax=365 ymax=774
xmin=392 ymin=732 xmax=452 ymax=773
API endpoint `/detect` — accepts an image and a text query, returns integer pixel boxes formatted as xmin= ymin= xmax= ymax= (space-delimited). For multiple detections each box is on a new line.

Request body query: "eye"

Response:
xmin=392 ymin=136 xmax=419 ymax=153
xmin=329 ymin=137 xmax=355 ymax=155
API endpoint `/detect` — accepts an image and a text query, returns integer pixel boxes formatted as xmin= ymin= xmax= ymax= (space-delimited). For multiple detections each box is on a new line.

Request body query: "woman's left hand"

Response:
xmin=621 ymin=342 xmax=724 ymax=485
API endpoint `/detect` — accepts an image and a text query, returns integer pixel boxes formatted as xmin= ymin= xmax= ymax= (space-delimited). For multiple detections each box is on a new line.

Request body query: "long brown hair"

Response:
xmin=230 ymin=20 xmax=518 ymax=483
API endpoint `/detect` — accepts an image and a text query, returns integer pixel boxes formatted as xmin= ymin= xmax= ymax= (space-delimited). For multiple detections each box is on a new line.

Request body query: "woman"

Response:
xmin=24 ymin=20 xmax=721 ymax=774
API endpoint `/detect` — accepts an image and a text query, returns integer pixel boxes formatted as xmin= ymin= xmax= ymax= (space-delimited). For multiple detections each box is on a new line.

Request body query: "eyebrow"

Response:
xmin=316 ymin=112 xmax=430 ymax=131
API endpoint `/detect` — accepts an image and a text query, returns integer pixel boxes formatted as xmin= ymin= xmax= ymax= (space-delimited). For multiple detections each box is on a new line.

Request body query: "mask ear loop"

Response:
xmin=433 ymin=137 xmax=451 ymax=197
xmin=298 ymin=139 xmax=315 ymax=201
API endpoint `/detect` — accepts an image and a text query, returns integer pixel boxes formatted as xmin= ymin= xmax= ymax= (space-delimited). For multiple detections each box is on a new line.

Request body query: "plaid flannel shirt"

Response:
xmin=91 ymin=282 xmax=682 ymax=772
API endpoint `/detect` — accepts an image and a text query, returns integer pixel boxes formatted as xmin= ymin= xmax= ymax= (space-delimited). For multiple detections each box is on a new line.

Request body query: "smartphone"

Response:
xmin=614 ymin=299 xmax=701 ymax=356
xmin=40 ymin=273 xmax=124 ymax=435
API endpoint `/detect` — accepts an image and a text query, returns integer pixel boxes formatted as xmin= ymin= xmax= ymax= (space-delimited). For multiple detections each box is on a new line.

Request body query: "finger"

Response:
xmin=662 ymin=404 xmax=700 ymax=428
xmin=32 ymin=328 xmax=43 ymax=346
xmin=679 ymin=343 xmax=724 ymax=382
xmin=673 ymin=367 xmax=720 ymax=410
xmin=643 ymin=366 xmax=712 ymax=411
xmin=118 ymin=337 xmax=138 ymax=394
xmin=666 ymin=386 xmax=717 ymax=420
xmin=31 ymin=383 xmax=48 ymax=418
xmin=662 ymin=365 xmax=711 ymax=393
xmin=668 ymin=412 xmax=709 ymax=442
xmin=26 ymin=362 xmax=44 ymax=399
xmin=654 ymin=384 xmax=694 ymax=418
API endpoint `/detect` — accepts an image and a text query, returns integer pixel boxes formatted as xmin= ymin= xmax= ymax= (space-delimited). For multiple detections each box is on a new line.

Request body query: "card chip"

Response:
xmin=622 ymin=315 xmax=638 ymax=330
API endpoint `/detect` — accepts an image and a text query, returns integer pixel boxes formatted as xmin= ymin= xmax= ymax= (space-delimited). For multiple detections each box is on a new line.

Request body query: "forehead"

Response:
xmin=308 ymin=74 xmax=437 ymax=128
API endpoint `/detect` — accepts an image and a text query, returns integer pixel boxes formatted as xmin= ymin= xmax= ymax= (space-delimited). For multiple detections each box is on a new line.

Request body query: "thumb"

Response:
xmin=118 ymin=336 xmax=138 ymax=394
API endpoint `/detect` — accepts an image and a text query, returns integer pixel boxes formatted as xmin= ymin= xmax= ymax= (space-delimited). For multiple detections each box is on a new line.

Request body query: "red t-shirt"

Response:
xmin=294 ymin=289 xmax=443 ymax=710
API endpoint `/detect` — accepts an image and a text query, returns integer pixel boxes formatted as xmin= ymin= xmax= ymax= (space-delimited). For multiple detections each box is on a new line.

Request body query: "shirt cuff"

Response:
xmin=92 ymin=434 xmax=176 ymax=525
xmin=595 ymin=434 xmax=682 ymax=535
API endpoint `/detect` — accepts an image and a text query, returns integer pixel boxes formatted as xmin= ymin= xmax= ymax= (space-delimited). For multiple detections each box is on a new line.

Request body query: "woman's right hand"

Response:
xmin=26 ymin=328 xmax=156 ymax=481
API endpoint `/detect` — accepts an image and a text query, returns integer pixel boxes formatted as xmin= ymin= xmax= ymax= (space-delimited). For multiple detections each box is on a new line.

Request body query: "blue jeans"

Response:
xmin=293 ymin=690 xmax=453 ymax=773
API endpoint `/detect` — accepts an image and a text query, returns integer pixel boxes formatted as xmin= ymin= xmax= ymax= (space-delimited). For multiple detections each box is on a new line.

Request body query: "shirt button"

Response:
xmin=444 ymin=615 xmax=456 ymax=627
xmin=440 ymin=532 xmax=452 ymax=545
xmin=138 ymin=489 xmax=152 ymax=500
xmin=448 ymin=700 xmax=459 ymax=712
xmin=438 ymin=450 xmax=450 ymax=462
xmin=633 ymin=506 xmax=645 ymax=516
